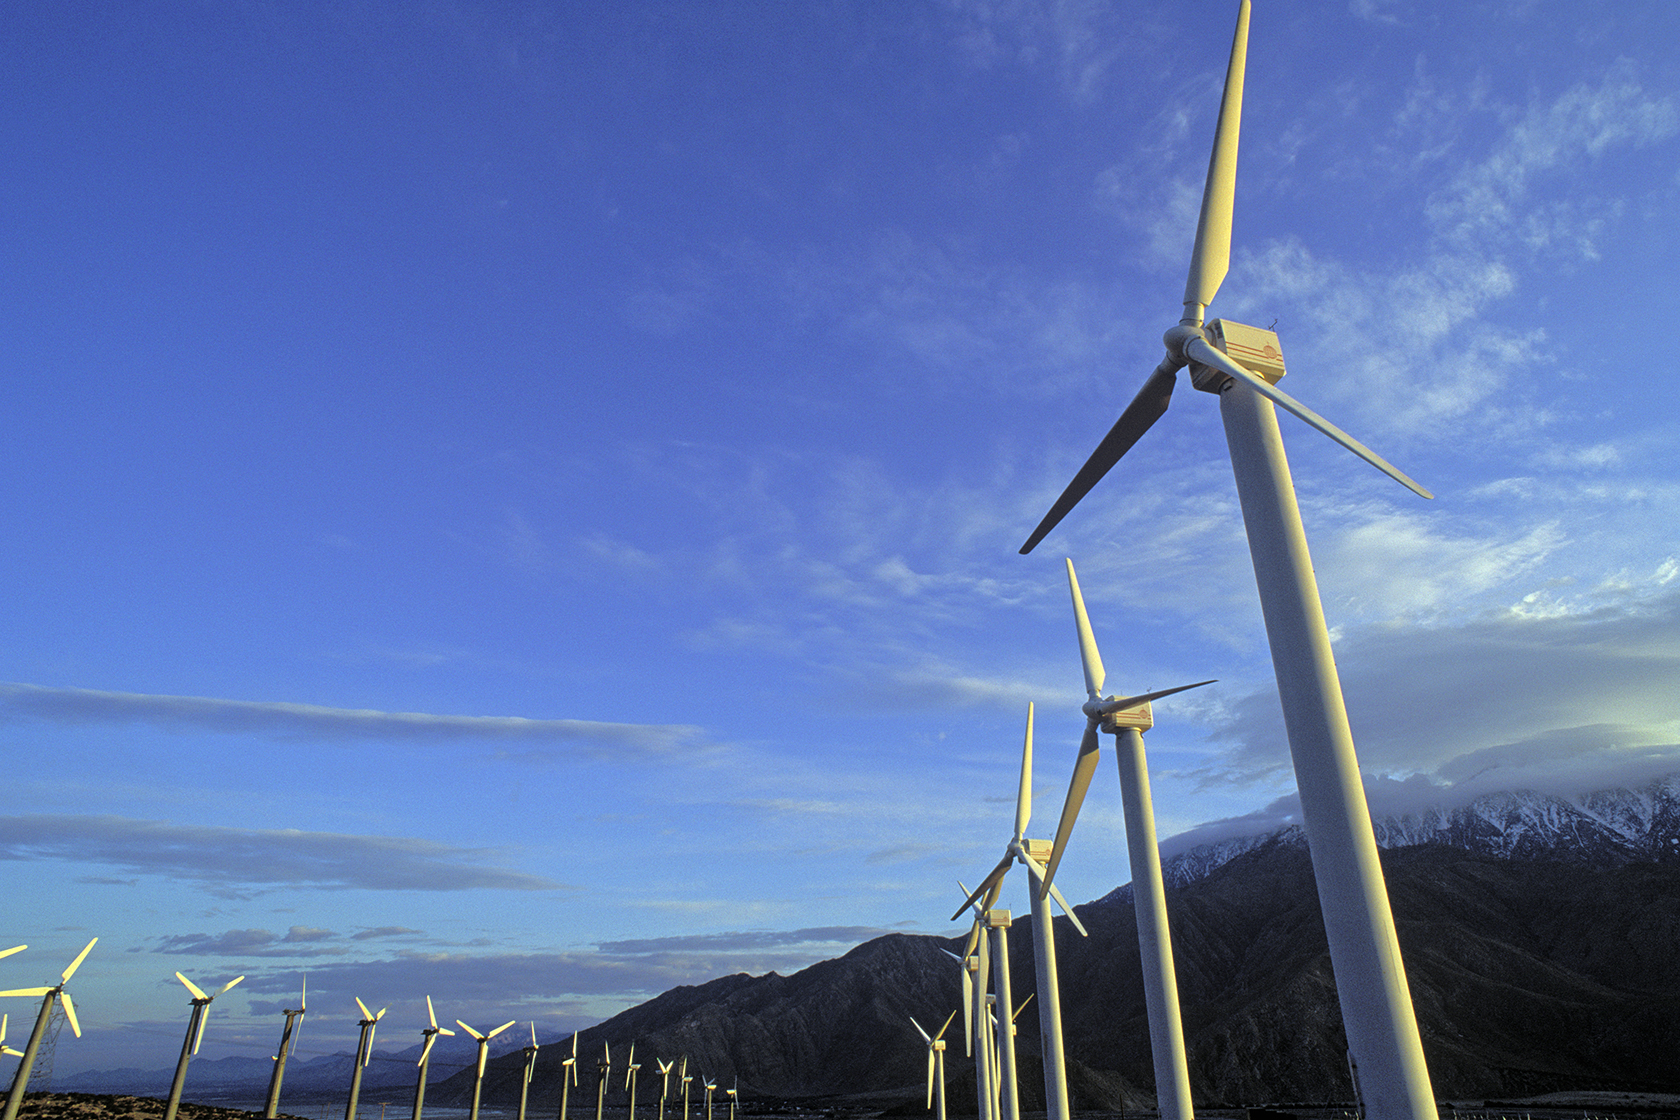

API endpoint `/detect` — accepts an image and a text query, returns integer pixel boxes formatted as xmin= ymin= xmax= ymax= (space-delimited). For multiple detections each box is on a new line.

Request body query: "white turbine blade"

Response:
xmin=1013 ymin=703 xmax=1034 ymax=842
xmin=934 ymin=1010 xmax=957 ymax=1042
xmin=0 ymin=988 xmax=50 ymax=998
xmin=925 ymin=1049 xmax=935 ymax=1110
xmin=478 ymin=1045 xmax=489 ymax=1079
xmin=950 ymin=857 xmax=1011 ymax=922
xmin=0 ymin=946 xmax=24 ymax=961
xmin=439 ymin=1027 xmax=456 ymax=1037
xmin=1 ymin=1049 xmax=20 ymax=1059
xmin=1183 ymin=0 xmax=1251 ymax=317
xmin=959 ymin=966 xmax=973 ymax=1057
xmin=419 ymin=1033 xmax=438 ymax=1068
xmin=365 ymin=1022 xmax=378 ymax=1065
xmin=458 ymin=1020 xmax=484 ymax=1039
xmin=1065 ymin=560 xmax=1105 ymax=700
xmin=427 ymin=995 xmax=440 ymax=1030
xmin=1020 ymin=851 xmax=1090 ymax=938
xmin=374 ymin=1006 xmax=388 ymax=1021
xmin=61 ymin=938 xmax=97 ymax=983
xmin=1185 ymin=335 xmax=1433 ymax=498
xmin=532 ymin=1022 xmax=539 ymax=1046
xmin=176 ymin=972 xmax=207 ymax=1001
xmin=1093 ymin=679 xmax=1218 ymax=717
xmin=300 ymin=975 xmax=307 ymax=1012
xmin=61 ymin=991 xmax=82 ymax=1039
xmin=490 ymin=1020 xmax=516 ymax=1038
xmin=193 ymin=1007 xmax=212 ymax=1054
xmin=218 ymin=976 xmax=245 ymax=997
xmin=355 ymin=996 xmax=373 ymax=1021
xmin=1040 ymin=722 xmax=1101 ymax=899
xmin=1 ymin=1012 xmax=8 ymax=1044
xmin=910 ymin=1016 xmax=931 ymax=1044
xmin=1012 ymin=993 xmax=1034 ymax=1022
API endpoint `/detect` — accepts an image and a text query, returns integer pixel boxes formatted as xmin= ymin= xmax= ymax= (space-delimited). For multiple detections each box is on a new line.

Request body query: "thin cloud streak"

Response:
xmin=0 ymin=816 xmax=564 ymax=894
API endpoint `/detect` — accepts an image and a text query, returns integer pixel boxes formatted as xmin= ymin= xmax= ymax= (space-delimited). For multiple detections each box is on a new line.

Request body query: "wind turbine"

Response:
xmin=1016 ymin=5 xmax=1438 ymax=1119
xmin=680 ymin=1057 xmax=692 ymax=1120
xmin=954 ymin=883 xmax=1020 ymax=1120
xmin=263 ymin=977 xmax=308 ymax=1119
xmin=656 ymin=1058 xmax=674 ymax=1120
xmin=951 ymin=704 xmax=1092 ymax=1120
xmin=345 ymin=997 xmax=389 ymax=1120
xmin=624 ymin=1044 xmax=641 ymax=1120
xmin=910 ymin=1012 xmax=957 ymax=1120
xmin=594 ymin=1042 xmax=612 ymax=1120
xmin=457 ymin=1018 xmax=517 ymax=1120
xmin=556 ymin=1033 xmax=580 ymax=1120
xmin=1033 ymin=560 xmax=1214 ymax=1120
xmin=726 ymin=1079 xmax=737 ymax=1120
xmin=1 ymin=1016 xmax=22 ymax=1060
xmin=1 ymin=937 xmax=95 ymax=1120
xmin=702 ymin=1075 xmax=716 ymax=1120
xmin=412 ymin=996 xmax=455 ymax=1120
xmin=517 ymin=1024 xmax=541 ymax=1120
xmin=163 ymin=971 xmax=245 ymax=1120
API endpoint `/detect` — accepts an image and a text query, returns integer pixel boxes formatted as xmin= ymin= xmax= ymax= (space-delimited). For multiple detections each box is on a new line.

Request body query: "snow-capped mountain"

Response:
xmin=1097 ymin=774 xmax=1680 ymax=906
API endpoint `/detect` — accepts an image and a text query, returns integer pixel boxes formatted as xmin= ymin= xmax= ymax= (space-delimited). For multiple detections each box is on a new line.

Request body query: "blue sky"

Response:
xmin=3 ymin=0 xmax=1679 ymax=1078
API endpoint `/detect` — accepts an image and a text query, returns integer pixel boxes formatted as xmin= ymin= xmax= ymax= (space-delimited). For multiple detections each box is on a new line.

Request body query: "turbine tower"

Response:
xmin=726 ymin=1079 xmax=737 ymax=1120
xmin=345 ymin=997 xmax=389 ymax=1120
xmin=457 ymin=1018 xmax=517 ymax=1120
xmin=624 ymin=1044 xmax=641 ymax=1120
xmin=594 ymin=1042 xmax=612 ymax=1120
xmin=680 ymin=1057 xmax=692 ymax=1120
xmin=518 ymin=1024 xmax=542 ymax=1120
xmin=1 ymin=938 xmax=95 ymax=1120
xmin=412 ymin=996 xmax=455 ymax=1120
xmin=557 ymin=1033 xmax=580 ymax=1120
xmin=263 ymin=977 xmax=307 ymax=1120
xmin=1034 ymin=560 xmax=1215 ymax=1120
xmin=163 ymin=971 xmax=245 ymax=1120
xmin=1018 ymin=5 xmax=1438 ymax=1118
xmin=910 ymin=1012 xmax=957 ymax=1120
xmin=951 ymin=704 xmax=1092 ymax=1120
xmin=951 ymin=887 xmax=1004 ymax=1120
xmin=656 ymin=1059 xmax=674 ymax=1120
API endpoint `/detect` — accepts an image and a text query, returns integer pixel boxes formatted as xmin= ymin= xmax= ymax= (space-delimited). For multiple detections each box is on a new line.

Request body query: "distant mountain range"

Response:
xmin=62 ymin=776 xmax=1680 ymax=1110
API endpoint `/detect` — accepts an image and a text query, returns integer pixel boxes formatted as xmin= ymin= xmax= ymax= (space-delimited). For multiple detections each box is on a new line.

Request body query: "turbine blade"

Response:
xmin=960 ymin=970 xmax=973 ymax=1057
xmin=478 ymin=1047 xmax=488 ymax=1079
xmin=419 ymin=1033 xmax=437 ymax=1068
xmin=439 ymin=1028 xmax=456 ymax=1037
xmin=61 ymin=938 xmax=97 ymax=983
xmin=1040 ymin=723 xmax=1101 ymax=899
xmin=533 ymin=1022 xmax=539 ymax=1046
xmin=910 ymin=1016 xmax=931 ymax=1044
xmin=1013 ymin=703 xmax=1034 ymax=842
xmin=1013 ymin=993 xmax=1034 ymax=1021
xmin=572 ymin=1031 xmax=579 ymax=1057
xmin=935 ymin=1010 xmax=957 ymax=1042
xmin=176 ymin=972 xmax=207 ymax=1001
xmin=1020 ymin=364 xmax=1177 ymax=555
xmin=427 ymin=995 xmax=440 ymax=1029
xmin=0 ymin=988 xmax=50 ymax=998
xmin=356 ymin=997 xmax=373 ymax=1021
xmin=490 ymin=1020 xmax=516 ymax=1038
xmin=949 ymin=856 xmax=1011 ymax=922
xmin=1066 ymin=559 xmax=1105 ymax=699
xmin=458 ymin=1020 xmax=484 ymax=1039
xmin=1094 ymin=679 xmax=1218 ymax=716
xmin=219 ymin=976 xmax=245 ymax=997
xmin=1 ymin=1012 xmax=8 ymax=1045
xmin=193 ymin=1007 xmax=211 ymax=1055
xmin=300 ymin=975 xmax=307 ymax=1012
xmin=0 ymin=947 xmax=22 ymax=961
xmin=1185 ymin=335 xmax=1433 ymax=498
xmin=1183 ymin=0 xmax=1251 ymax=316
xmin=1019 ymin=851 xmax=1090 ymax=937
xmin=375 ymin=1007 xmax=387 ymax=1022
xmin=365 ymin=1023 xmax=378 ymax=1065
xmin=61 ymin=991 xmax=82 ymax=1038
xmin=925 ymin=1050 xmax=936 ymax=1110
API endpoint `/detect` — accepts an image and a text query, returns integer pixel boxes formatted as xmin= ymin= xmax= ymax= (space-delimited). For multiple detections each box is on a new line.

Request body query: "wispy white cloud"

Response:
xmin=0 ymin=816 xmax=564 ymax=895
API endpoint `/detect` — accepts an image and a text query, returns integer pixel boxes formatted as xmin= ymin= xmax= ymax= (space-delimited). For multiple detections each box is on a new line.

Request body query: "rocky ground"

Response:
xmin=4 ymin=1095 xmax=312 ymax=1120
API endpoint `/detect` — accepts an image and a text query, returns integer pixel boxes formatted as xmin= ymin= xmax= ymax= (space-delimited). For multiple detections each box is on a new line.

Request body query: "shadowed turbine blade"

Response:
xmin=1066 ymin=559 xmax=1106 ymax=699
xmin=176 ymin=972 xmax=207 ymax=1001
xmin=1185 ymin=335 xmax=1433 ymax=498
xmin=910 ymin=1016 xmax=931 ymax=1044
xmin=0 ymin=988 xmax=50 ymax=998
xmin=1020 ymin=365 xmax=1177 ymax=555
xmin=419 ymin=1033 xmax=438 ymax=1068
xmin=1020 ymin=850 xmax=1089 ymax=938
xmin=1013 ymin=703 xmax=1034 ymax=841
xmin=61 ymin=991 xmax=82 ymax=1038
xmin=1183 ymin=0 xmax=1251 ymax=315
xmin=950 ymin=856 xmax=1011 ymax=922
xmin=1094 ymin=679 xmax=1218 ymax=716
xmin=458 ymin=1020 xmax=484 ymax=1039
xmin=61 ymin=938 xmax=96 ymax=984
xmin=1039 ymin=723 xmax=1101 ymax=899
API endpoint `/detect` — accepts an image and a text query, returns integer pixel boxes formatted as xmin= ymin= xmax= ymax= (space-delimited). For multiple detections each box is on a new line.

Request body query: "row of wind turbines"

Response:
xmin=0 ymin=942 xmax=737 ymax=1120
xmin=937 ymin=2 xmax=1440 ymax=1119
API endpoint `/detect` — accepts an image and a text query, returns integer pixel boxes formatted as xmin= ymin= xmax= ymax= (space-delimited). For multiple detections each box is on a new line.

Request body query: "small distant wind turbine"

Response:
xmin=163 ymin=971 xmax=245 ymax=1120
xmin=702 ymin=1075 xmax=716 ymax=1120
xmin=910 ymin=1012 xmax=957 ymax=1120
xmin=1016 ymin=5 xmax=1438 ymax=1119
xmin=680 ymin=1057 xmax=692 ymax=1120
xmin=951 ymin=704 xmax=1091 ymax=1120
xmin=1 ymin=937 xmax=95 ymax=1120
xmin=656 ymin=1059 xmax=674 ymax=1120
xmin=624 ymin=1044 xmax=641 ymax=1120
xmin=556 ymin=1032 xmax=580 ymax=1120
xmin=725 ymin=1079 xmax=737 ymax=1120
xmin=263 ymin=976 xmax=308 ymax=1120
xmin=345 ymin=997 xmax=389 ymax=1120
xmin=2 ymin=1016 xmax=25 ymax=1060
xmin=516 ymin=1024 xmax=541 ymax=1120
xmin=1036 ymin=559 xmax=1213 ymax=1120
xmin=411 ymin=996 xmax=455 ymax=1120
xmin=594 ymin=1042 xmax=612 ymax=1120
xmin=457 ymin=1018 xmax=517 ymax=1120
xmin=953 ymin=886 xmax=1019 ymax=1120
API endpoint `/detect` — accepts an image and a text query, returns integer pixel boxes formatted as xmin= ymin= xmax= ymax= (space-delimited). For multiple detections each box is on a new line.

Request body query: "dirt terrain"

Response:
xmin=4 ymin=1095 xmax=311 ymax=1120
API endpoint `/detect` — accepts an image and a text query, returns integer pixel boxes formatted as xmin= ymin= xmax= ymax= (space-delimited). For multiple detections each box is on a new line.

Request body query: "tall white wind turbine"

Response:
xmin=1 ymin=938 xmax=95 ymax=1120
xmin=163 ymin=971 xmax=245 ymax=1120
xmin=680 ymin=1056 xmax=692 ymax=1120
xmin=951 ymin=704 xmax=1091 ymax=1120
xmin=910 ymin=1012 xmax=957 ymax=1120
xmin=942 ymin=911 xmax=993 ymax=1120
xmin=518 ymin=1024 xmax=541 ymax=1120
xmin=263 ymin=976 xmax=308 ymax=1119
xmin=457 ymin=1018 xmax=517 ymax=1120
xmin=1034 ymin=560 xmax=1214 ymax=1120
xmin=624 ymin=1044 xmax=641 ymax=1120
xmin=412 ymin=996 xmax=456 ymax=1120
xmin=1017 ymin=4 xmax=1437 ymax=1119
xmin=954 ymin=883 xmax=1017 ymax=1120
xmin=702 ymin=1075 xmax=716 ymax=1120
xmin=557 ymin=1032 xmax=580 ymax=1120
xmin=656 ymin=1058 xmax=674 ymax=1120
xmin=726 ymin=1078 xmax=737 ymax=1120
xmin=345 ymin=997 xmax=389 ymax=1120
xmin=594 ymin=1042 xmax=612 ymax=1120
